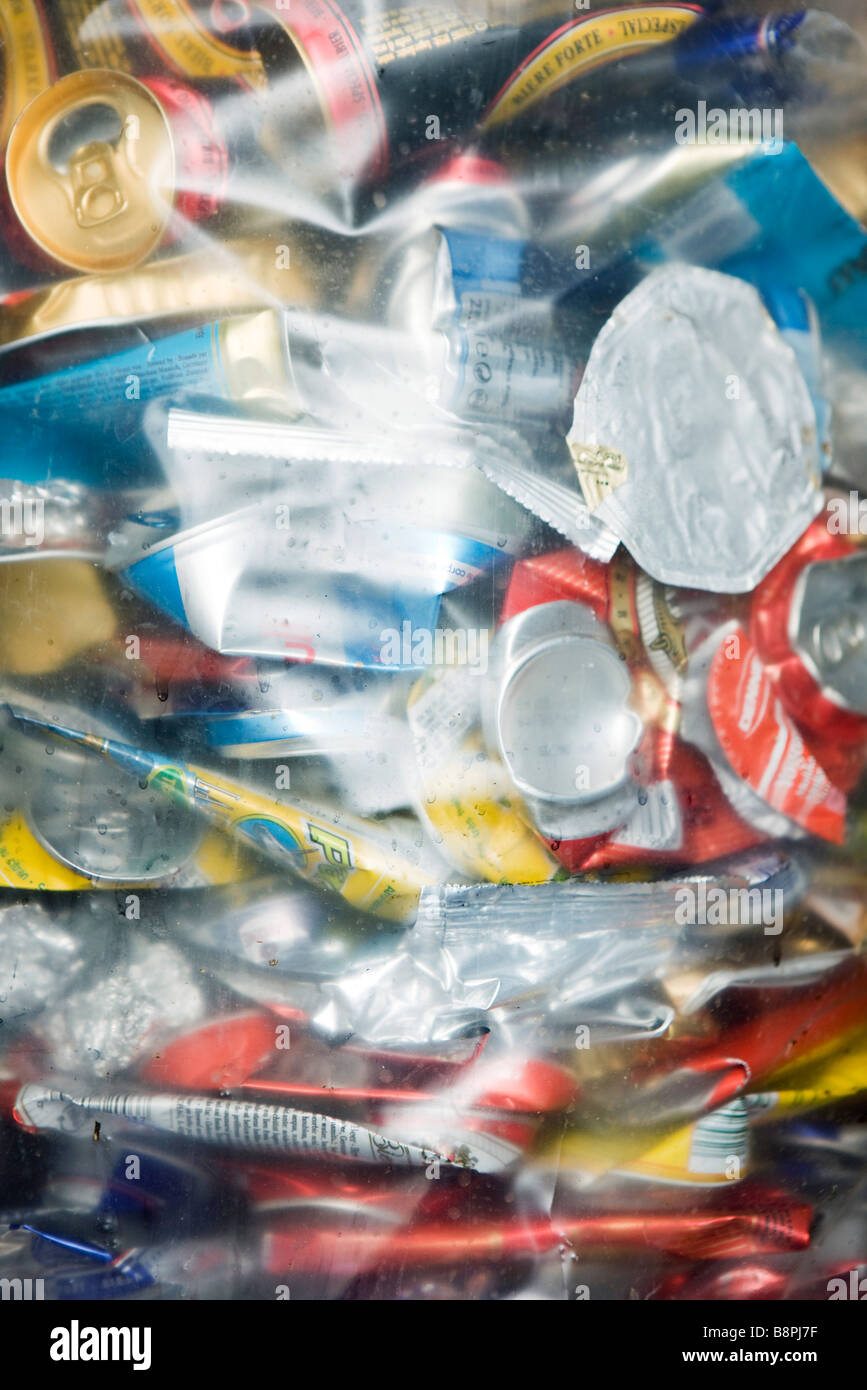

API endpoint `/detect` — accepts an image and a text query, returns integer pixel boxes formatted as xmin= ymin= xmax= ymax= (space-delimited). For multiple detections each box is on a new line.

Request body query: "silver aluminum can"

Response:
xmin=790 ymin=550 xmax=867 ymax=716
xmin=9 ymin=695 xmax=202 ymax=884
xmin=351 ymin=158 xmax=576 ymax=429
xmin=482 ymin=599 xmax=643 ymax=840
xmin=568 ymin=264 xmax=823 ymax=592
xmin=131 ymin=418 xmax=532 ymax=669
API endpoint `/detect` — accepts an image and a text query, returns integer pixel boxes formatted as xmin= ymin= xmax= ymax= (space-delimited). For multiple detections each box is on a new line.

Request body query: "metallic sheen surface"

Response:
xmin=569 ymin=265 xmax=823 ymax=591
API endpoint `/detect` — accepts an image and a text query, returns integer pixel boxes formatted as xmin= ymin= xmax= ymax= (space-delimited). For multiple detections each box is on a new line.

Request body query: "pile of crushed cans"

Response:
xmin=1 ymin=0 xmax=867 ymax=1302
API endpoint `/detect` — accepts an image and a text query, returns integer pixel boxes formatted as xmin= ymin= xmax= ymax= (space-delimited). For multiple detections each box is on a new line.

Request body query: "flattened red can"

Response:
xmin=494 ymin=537 xmax=858 ymax=870
xmin=751 ymin=505 xmax=867 ymax=792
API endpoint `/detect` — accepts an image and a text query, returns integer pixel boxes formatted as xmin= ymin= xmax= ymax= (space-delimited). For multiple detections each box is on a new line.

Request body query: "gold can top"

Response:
xmin=801 ymin=132 xmax=867 ymax=231
xmin=6 ymin=68 xmax=176 ymax=274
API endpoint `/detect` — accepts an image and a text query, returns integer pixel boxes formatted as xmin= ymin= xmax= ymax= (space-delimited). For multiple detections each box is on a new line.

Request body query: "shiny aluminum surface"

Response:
xmin=791 ymin=551 xmax=867 ymax=715
xmin=485 ymin=600 xmax=642 ymax=839
xmin=569 ymin=265 xmax=823 ymax=592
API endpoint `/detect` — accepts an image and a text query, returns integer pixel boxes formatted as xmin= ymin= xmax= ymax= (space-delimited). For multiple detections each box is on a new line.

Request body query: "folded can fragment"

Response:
xmin=567 ymin=265 xmax=823 ymax=593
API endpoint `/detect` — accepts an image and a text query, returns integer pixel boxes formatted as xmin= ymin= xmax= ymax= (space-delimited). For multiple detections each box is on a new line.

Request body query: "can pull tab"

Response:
xmin=46 ymin=103 xmax=129 ymax=230
xmin=70 ymin=142 xmax=128 ymax=228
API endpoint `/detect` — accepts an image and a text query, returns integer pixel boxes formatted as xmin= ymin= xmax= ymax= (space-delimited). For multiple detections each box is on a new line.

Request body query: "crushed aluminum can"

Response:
xmin=496 ymin=542 xmax=853 ymax=865
xmin=0 ymin=235 xmax=320 ymax=354
xmin=121 ymin=412 xmax=532 ymax=671
xmin=7 ymin=708 xmax=452 ymax=923
xmin=261 ymin=1194 xmax=812 ymax=1272
xmin=385 ymin=224 xmax=579 ymax=430
xmin=250 ymin=0 xmax=704 ymax=218
xmin=789 ymin=550 xmax=867 ymax=719
xmin=351 ymin=154 xmax=579 ymax=433
xmin=567 ymin=264 xmax=823 ymax=592
xmin=681 ymin=617 xmax=848 ymax=846
xmin=12 ymin=1082 xmax=498 ymax=1171
xmin=0 ymin=310 xmax=303 ymax=426
xmin=482 ymin=599 xmax=644 ymax=841
xmin=0 ymin=0 xmax=266 ymax=151
xmin=3 ymin=695 xmax=204 ymax=887
xmin=750 ymin=506 xmax=867 ymax=792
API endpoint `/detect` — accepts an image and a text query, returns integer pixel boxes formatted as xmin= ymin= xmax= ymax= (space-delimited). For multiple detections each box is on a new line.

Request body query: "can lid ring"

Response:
xmin=6 ymin=69 xmax=176 ymax=274
xmin=495 ymin=631 xmax=641 ymax=805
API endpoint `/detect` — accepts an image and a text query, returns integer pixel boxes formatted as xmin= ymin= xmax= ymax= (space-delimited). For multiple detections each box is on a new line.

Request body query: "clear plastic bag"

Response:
xmin=1 ymin=0 xmax=867 ymax=1308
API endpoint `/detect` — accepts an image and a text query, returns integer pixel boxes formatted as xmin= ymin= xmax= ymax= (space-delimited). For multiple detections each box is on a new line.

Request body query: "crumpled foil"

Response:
xmin=569 ymin=264 xmax=823 ymax=591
